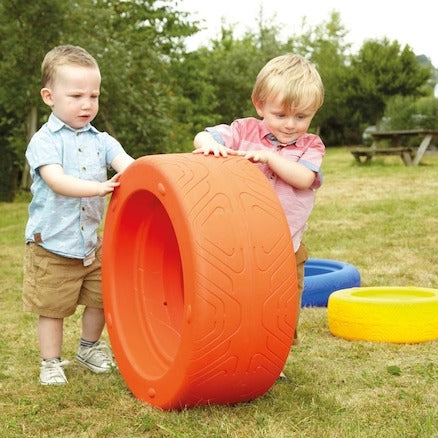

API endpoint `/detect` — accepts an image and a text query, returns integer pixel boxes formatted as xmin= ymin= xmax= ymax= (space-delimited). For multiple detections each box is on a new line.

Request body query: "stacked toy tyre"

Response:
xmin=102 ymin=154 xmax=298 ymax=410
xmin=302 ymin=259 xmax=361 ymax=307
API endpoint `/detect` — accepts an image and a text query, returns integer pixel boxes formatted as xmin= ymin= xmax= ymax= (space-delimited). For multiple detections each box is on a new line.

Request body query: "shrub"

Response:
xmin=383 ymin=95 xmax=438 ymax=130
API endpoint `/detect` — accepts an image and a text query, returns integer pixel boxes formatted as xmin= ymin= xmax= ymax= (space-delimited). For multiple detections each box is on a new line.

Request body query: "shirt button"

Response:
xmin=81 ymin=206 xmax=85 ymax=211
xmin=81 ymin=226 xmax=85 ymax=231
xmin=81 ymin=166 xmax=86 ymax=171
xmin=78 ymin=147 xmax=83 ymax=152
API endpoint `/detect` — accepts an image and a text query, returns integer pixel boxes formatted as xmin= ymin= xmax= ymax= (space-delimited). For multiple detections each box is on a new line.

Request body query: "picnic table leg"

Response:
xmin=363 ymin=154 xmax=373 ymax=163
xmin=352 ymin=152 xmax=373 ymax=164
xmin=412 ymin=134 xmax=433 ymax=166
xmin=352 ymin=155 xmax=362 ymax=164
xmin=401 ymin=151 xmax=413 ymax=166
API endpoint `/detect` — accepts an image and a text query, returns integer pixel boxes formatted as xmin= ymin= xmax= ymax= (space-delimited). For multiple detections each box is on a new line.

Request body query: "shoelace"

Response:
xmin=42 ymin=359 xmax=70 ymax=381
xmin=82 ymin=342 xmax=112 ymax=364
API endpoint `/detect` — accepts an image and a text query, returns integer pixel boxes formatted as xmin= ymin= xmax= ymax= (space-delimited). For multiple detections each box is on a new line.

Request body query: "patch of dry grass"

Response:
xmin=306 ymin=148 xmax=438 ymax=289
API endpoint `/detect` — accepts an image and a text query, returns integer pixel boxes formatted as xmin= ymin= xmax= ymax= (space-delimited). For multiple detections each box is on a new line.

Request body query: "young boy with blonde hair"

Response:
xmin=193 ymin=54 xmax=325 ymax=366
xmin=23 ymin=45 xmax=134 ymax=385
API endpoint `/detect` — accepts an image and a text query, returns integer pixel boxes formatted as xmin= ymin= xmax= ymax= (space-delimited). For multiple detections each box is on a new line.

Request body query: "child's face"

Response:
xmin=41 ymin=64 xmax=101 ymax=130
xmin=254 ymin=95 xmax=316 ymax=144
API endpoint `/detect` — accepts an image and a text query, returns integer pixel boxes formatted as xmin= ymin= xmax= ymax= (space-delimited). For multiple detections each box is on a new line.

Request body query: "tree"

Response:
xmin=57 ymin=0 xmax=198 ymax=157
xmin=383 ymin=95 xmax=438 ymax=131
xmin=0 ymin=0 xmax=198 ymax=200
xmin=173 ymin=10 xmax=359 ymax=146
xmin=170 ymin=46 xmax=221 ymax=142
xmin=0 ymin=0 xmax=68 ymax=199
xmin=172 ymin=12 xmax=290 ymax=136
xmin=344 ymin=38 xmax=431 ymax=127
xmin=287 ymin=11 xmax=352 ymax=144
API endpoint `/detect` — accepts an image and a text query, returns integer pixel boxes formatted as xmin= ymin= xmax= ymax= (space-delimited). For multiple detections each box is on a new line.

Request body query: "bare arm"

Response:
xmin=111 ymin=152 xmax=135 ymax=173
xmin=39 ymin=153 xmax=134 ymax=198
xmin=241 ymin=149 xmax=316 ymax=189
xmin=39 ymin=164 xmax=121 ymax=198
xmin=193 ymin=131 xmax=238 ymax=157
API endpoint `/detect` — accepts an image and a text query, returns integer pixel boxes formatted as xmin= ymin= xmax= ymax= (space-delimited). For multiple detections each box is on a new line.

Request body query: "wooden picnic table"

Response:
xmin=351 ymin=129 xmax=438 ymax=166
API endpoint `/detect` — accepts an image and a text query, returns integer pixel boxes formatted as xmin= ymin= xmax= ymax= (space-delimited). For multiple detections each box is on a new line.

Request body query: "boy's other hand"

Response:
xmin=98 ymin=173 xmax=120 ymax=196
xmin=192 ymin=144 xmax=238 ymax=158
xmin=239 ymin=149 xmax=272 ymax=164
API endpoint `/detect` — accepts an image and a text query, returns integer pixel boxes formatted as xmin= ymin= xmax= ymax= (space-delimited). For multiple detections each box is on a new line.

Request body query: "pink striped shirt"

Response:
xmin=206 ymin=117 xmax=325 ymax=251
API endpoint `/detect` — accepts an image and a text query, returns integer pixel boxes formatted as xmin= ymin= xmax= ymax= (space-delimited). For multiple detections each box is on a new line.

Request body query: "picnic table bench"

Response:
xmin=351 ymin=129 xmax=438 ymax=166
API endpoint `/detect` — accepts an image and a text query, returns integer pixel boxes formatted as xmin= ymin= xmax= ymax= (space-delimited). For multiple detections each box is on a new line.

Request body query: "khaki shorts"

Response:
xmin=23 ymin=241 xmax=103 ymax=318
xmin=295 ymin=241 xmax=308 ymax=303
xmin=294 ymin=242 xmax=308 ymax=341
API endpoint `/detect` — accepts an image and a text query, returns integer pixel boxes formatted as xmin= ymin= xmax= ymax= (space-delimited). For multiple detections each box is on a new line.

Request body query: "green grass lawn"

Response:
xmin=1 ymin=148 xmax=437 ymax=437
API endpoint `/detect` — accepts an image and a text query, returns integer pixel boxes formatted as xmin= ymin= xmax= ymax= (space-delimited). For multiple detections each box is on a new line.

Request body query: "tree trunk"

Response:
xmin=21 ymin=106 xmax=37 ymax=190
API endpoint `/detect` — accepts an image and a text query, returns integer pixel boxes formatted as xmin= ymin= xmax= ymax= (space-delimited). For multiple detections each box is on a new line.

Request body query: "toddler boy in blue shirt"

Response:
xmin=23 ymin=45 xmax=134 ymax=385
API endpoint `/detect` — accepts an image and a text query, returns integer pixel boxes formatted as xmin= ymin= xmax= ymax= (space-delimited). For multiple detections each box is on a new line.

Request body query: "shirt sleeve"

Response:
xmin=25 ymin=129 xmax=62 ymax=173
xmin=206 ymin=119 xmax=246 ymax=150
xmin=299 ymin=135 xmax=325 ymax=189
xmin=99 ymin=132 xmax=126 ymax=167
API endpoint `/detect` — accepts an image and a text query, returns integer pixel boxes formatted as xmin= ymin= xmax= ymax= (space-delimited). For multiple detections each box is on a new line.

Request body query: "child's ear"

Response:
xmin=252 ymin=98 xmax=264 ymax=118
xmin=40 ymin=88 xmax=53 ymax=106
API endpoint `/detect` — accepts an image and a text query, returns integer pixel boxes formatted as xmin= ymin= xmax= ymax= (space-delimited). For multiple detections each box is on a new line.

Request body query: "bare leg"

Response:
xmin=38 ymin=316 xmax=63 ymax=359
xmin=77 ymin=306 xmax=113 ymax=373
xmin=81 ymin=306 xmax=105 ymax=342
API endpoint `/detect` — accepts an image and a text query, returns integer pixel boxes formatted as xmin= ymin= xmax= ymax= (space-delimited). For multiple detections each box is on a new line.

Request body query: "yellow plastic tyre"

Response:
xmin=328 ymin=287 xmax=438 ymax=343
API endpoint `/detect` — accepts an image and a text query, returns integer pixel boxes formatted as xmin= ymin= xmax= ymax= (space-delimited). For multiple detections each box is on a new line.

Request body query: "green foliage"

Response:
xmin=288 ymin=12 xmax=353 ymax=144
xmin=0 ymin=2 xmax=436 ymax=201
xmin=0 ymin=0 xmax=69 ymax=201
xmin=382 ymin=95 xmax=438 ymax=130
xmin=207 ymin=30 xmax=262 ymax=121
xmin=344 ymin=39 xmax=431 ymax=126
xmin=0 ymin=147 xmax=19 ymax=202
xmin=382 ymin=95 xmax=417 ymax=130
xmin=0 ymin=0 xmax=199 ymax=201
xmin=171 ymin=47 xmax=221 ymax=136
xmin=58 ymin=0 xmax=199 ymax=157
xmin=0 ymin=114 xmax=24 ymax=201
xmin=0 ymin=0 xmax=67 ymax=112
xmin=415 ymin=96 xmax=438 ymax=129
xmin=172 ymin=17 xmax=288 ymax=135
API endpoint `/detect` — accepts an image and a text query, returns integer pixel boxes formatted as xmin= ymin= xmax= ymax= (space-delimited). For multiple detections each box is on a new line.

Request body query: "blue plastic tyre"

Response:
xmin=302 ymin=259 xmax=361 ymax=307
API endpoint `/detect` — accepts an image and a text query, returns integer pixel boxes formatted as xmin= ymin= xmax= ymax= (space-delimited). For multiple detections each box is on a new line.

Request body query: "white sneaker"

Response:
xmin=40 ymin=358 xmax=70 ymax=385
xmin=278 ymin=371 xmax=288 ymax=381
xmin=76 ymin=341 xmax=115 ymax=374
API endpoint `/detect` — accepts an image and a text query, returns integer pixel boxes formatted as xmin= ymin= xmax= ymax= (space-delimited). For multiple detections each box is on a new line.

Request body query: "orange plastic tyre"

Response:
xmin=102 ymin=154 xmax=297 ymax=410
xmin=328 ymin=287 xmax=438 ymax=343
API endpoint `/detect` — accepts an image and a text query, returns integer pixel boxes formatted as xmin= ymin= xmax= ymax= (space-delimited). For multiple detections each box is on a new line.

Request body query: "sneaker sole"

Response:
xmin=39 ymin=379 xmax=68 ymax=386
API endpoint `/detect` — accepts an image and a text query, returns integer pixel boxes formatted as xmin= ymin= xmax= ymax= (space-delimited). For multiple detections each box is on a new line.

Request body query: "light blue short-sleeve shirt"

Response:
xmin=25 ymin=113 xmax=126 ymax=259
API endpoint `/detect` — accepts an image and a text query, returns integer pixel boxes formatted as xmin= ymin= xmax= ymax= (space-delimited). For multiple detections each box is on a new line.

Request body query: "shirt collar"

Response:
xmin=47 ymin=113 xmax=99 ymax=134
xmin=261 ymin=121 xmax=297 ymax=146
xmin=266 ymin=133 xmax=298 ymax=146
